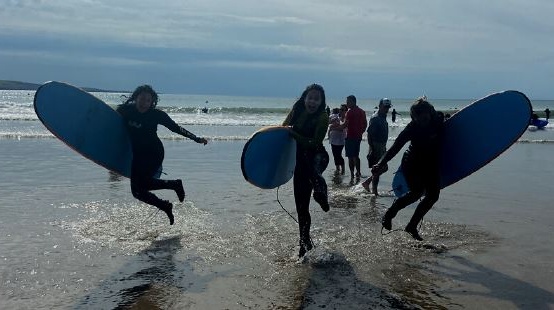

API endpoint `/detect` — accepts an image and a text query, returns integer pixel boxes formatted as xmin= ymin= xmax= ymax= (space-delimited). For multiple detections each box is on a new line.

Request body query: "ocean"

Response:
xmin=0 ymin=90 xmax=553 ymax=309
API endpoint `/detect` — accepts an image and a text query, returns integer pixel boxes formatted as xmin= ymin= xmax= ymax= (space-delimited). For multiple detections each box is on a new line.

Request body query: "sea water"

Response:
xmin=0 ymin=90 xmax=553 ymax=309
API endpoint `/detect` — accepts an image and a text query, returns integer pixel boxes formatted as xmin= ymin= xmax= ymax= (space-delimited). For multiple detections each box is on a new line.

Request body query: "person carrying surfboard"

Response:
xmin=371 ymin=97 xmax=444 ymax=241
xmin=117 ymin=85 xmax=208 ymax=225
xmin=282 ymin=83 xmax=330 ymax=257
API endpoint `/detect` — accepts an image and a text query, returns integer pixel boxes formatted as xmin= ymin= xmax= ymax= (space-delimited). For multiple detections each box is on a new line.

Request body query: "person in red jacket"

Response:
xmin=338 ymin=95 xmax=367 ymax=180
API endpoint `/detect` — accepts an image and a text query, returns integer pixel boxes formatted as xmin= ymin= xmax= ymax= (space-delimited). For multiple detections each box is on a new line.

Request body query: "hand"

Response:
xmin=196 ymin=137 xmax=208 ymax=145
xmin=371 ymin=163 xmax=388 ymax=176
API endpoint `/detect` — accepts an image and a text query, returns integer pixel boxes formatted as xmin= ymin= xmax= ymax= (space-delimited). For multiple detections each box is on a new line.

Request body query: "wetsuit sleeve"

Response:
xmin=378 ymin=123 xmax=412 ymax=165
xmin=157 ymin=110 xmax=201 ymax=141
xmin=291 ymin=112 xmax=329 ymax=148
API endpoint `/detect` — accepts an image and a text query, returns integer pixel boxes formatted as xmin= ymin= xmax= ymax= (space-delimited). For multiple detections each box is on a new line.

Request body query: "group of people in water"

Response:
xmin=118 ymin=83 xmax=446 ymax=258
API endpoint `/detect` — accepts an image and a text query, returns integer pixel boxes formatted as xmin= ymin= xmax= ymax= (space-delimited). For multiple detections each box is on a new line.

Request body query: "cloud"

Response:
xmin=0 ymin=0 xmax=553 ymax=97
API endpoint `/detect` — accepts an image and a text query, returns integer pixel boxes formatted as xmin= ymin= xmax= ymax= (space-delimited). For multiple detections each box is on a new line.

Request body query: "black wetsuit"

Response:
xmin=117 ymin=104 xmax=198 ymax=209
xmin=284 ymin=110 xmax=329 ymax=254
xmin=384 ymin=118 xmax=443 ymax=228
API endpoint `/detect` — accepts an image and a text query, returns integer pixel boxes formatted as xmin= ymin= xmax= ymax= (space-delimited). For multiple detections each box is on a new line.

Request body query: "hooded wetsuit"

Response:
xmin=117 ymin=104 xmax=199 ymax=208
xmin=283 ymin=109 xmax=329 ymax=253
xmin=383 ymin=117 xmax=444 ymax=228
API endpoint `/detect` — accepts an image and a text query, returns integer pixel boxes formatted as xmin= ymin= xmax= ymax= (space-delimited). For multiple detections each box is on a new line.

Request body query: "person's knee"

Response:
xmin=130 ymin=182 xmax=147 ymax=199
xmin=131 ymin=188 xmax=145 ymax=199
xmin=425 ymin=190 xmax=440 ymax=204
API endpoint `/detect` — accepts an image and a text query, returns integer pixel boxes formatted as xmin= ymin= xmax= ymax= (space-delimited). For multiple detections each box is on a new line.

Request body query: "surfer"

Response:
xmin=391 ymin=108 xmax=399 ymax=123
xmin=117 ymin=85 xmax=208 ymax=225
xmin=283 ymin=83 xmax=330 ymax=257
xmin=372 ymin=97 xmax=444 ymax=241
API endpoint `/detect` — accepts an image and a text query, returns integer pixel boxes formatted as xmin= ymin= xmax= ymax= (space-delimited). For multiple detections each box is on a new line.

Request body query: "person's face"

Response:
xmin=136 ymin=92 xmax=153 ymax=113
xmin=304 ymin=89 xmax=322 ymax=114
xmin=379 ymin=104 xmax=391 ymax=114
xmin=346 ymin=98 xmax=354 ymax=109
xmin=413 ymin=111 xmax=431 ymax=127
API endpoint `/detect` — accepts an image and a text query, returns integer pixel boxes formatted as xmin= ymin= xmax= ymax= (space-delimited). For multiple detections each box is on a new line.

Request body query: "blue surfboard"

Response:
xmin=34 ymin=81 xmax=148 ymax=178
xmin=392 ymin=90 xmax=532 ymax=197
xmin=530 ymin=119 xmax=548 ymax=129
xmin=241 ymin=126 xmax=296 ymax=189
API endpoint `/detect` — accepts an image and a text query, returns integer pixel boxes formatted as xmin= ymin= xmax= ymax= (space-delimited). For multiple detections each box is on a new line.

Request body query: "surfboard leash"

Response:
xmin=276 ymin=186 xmax=298 ymax=224
xmin=143 ymin=208 xmax=161 ymax=224
xmin=276 ymin=186 xmax=316 ymax=250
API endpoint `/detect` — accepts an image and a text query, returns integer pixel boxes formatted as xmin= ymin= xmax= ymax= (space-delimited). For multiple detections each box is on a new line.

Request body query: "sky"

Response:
xmin=1 ymin=0 xmax=553 ymax=99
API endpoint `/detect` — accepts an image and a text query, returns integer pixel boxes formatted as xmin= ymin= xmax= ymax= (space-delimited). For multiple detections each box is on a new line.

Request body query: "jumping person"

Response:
xmin=372 ymin=97 xmax=444 ymax=240
xmin=283 ymin=84 xmax=330 ymax=257
xmin=117 ymin=85 xmax=208 ymax=225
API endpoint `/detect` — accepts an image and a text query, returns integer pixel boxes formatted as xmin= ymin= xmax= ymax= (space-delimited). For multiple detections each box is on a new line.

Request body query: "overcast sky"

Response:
xmin=1 ymin=0 xmax=553 ymax=99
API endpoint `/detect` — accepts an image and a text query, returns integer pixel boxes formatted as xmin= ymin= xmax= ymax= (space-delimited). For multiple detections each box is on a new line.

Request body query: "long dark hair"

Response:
xmin=119 ymin=85 xmax=159 ymax=109
xmin=289 ymin=84 xmax=327 ymax=124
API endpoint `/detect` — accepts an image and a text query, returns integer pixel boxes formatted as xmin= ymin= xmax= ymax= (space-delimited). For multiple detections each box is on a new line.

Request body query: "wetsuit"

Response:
xmin=283 ymin=109 xmax=329 ymax=255
xmin=117 ymin=104 xmax=200 ymax=210
xmin=382 ymin=117 xmax=443 ymax=229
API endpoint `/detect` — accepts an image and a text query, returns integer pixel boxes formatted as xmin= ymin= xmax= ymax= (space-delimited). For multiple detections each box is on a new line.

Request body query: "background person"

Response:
xmin=362 ymin=98 xmax=391 ymax=194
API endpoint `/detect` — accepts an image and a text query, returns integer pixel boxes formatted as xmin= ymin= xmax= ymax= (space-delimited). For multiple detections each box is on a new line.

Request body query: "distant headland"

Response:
xmin=0 ymin=80 xmax=126 ymax=93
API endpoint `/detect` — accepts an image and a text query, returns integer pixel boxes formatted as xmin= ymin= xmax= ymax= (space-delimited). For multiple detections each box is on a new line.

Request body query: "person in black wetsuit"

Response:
xmin=282 ymin=84 xmax=330 ymax=258
xmin=117 ymin=85 xmax=208 ymax=225
xmin=372 ymin=97 xmax=444 ymax=241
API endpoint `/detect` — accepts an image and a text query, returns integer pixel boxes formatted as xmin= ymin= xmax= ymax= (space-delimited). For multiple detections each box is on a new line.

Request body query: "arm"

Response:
xmin=328 ymin=117 xmax=341 ymax=130
xmin=282 ymin=110 xmax=294 ymax=126
xmin=367 ymin=118 xmax=375 ymax=146
xmin=336 ymin=111 xmax=349 ymax=130
xmin=291 ymin=113 xmax=329 ymax=148
xmin=372 ymin=126 xmax=411 ymax=175
xmin=158 ymin=110 xmax=208 ymax=144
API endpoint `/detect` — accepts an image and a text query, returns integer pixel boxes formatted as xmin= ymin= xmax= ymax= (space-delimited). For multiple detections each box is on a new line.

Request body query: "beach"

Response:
xmin=1 ymin=90 xmax=553 ymax=309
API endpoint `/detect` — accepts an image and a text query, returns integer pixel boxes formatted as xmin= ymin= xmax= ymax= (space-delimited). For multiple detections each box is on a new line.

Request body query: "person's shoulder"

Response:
xmin=359 ymin=106 xmax=367 ymax=116
xmin=153 ymin=108 xmax=168 ymax=116
xmin=404 ymin=121 xmax=415 ymax=131
xmin=116 ymin=104 xmax=133 ymax=116
xmin=318 ymin=111 xmax=330 ymax=122
xmin=116 ymin=104 xmax=129 ymax=112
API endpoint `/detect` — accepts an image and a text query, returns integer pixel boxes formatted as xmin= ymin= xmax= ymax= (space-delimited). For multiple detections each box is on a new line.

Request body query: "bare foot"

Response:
xmin=361 ymin=176 xmax=372 ymax=192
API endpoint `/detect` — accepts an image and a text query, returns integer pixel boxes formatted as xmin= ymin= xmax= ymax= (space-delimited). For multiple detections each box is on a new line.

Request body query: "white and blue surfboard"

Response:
xmin=34 ymin=81 xmax=141 ymax=178
xmin=241 ymin=126 xmax=296 ymax=189
xmin=392 ymin=90 xmax=532 ymax=197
